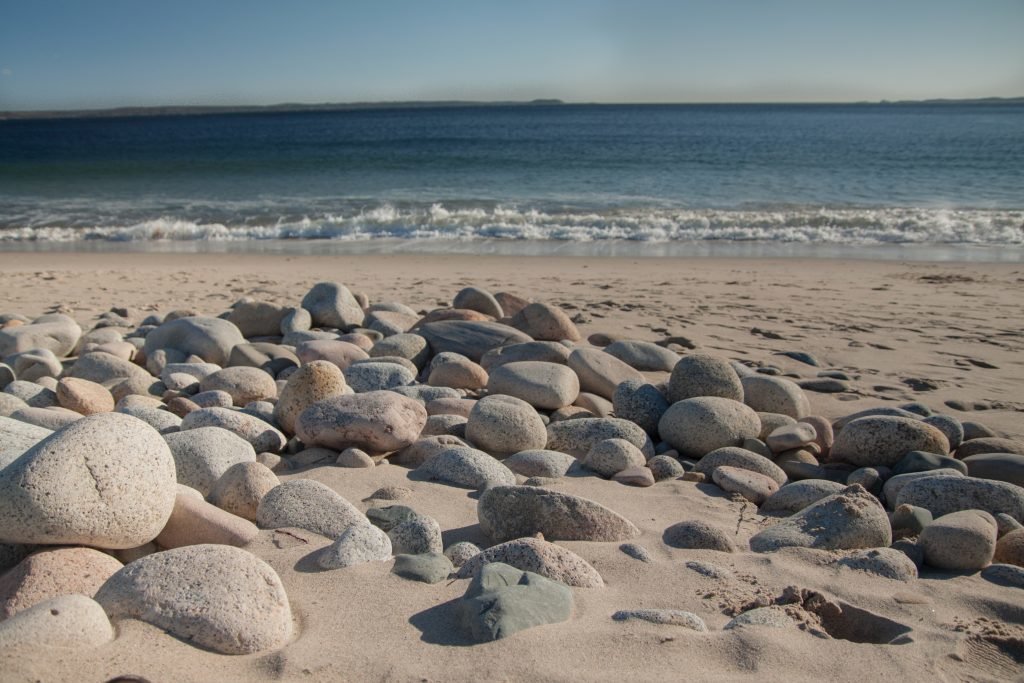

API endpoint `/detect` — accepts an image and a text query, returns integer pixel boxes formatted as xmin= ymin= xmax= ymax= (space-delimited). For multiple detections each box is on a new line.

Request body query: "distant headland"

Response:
xmin=2 ymin=96 xmax=1022 ymax=121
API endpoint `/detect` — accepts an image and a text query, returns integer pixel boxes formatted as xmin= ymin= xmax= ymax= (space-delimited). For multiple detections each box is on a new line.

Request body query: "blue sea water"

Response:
xmin=0 ymin=103 xmax=1022 ymax=257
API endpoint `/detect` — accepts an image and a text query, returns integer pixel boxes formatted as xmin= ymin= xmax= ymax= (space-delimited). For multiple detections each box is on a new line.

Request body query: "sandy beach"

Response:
xmin=1 ymin=250 xmax=1023 ymax=682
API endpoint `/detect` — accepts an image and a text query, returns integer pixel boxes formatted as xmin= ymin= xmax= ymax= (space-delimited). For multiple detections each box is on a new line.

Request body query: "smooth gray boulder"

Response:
xmin=392 ymin=552 xmax=453 ymax=584
xmin=295 ymin=391 xmax=427 ymax=455
xmin=487 ymin=361 xmax=580 ymax=410
xmin=143 ymin=316 xmax=245 ymax=367
xmin=760 ymin=479 xmax=846 ymax=515
xmin=163 ymin=426 xmax=257 ymax=496
xmin=94 ymin=544 xmax=292 ymax=655
xmin=318 ymin=524 xmax=393 ymax=569
xmin=387 ymin=515 xmax=443 ymax=555
xmin=919 ymin=510 xmax=997 ymax=571
xmin=180 ymin=406 xmax=286 ymax=453
xmin=301 ymin=281 xmax=365 ymax=329
xmin=417 ymin=446 xmax=517 ymax=490
xmin=0 ymin=315 xmax=81 ymax=358
xmin=455 ymin=536 xmax=604 ymax=587
xmin=0 ymin=594 xmax=114 ymax=650
xmin=741 ymin=375 xmax=810 ymax=419
xmin=667 ymin=354 xmax=743 ymax=403
xmin=962 ymin=453 xmax=1024 ymax=487
xmin=604 ymin=340 xmax=679 ymax=372
xmin=882 ymin=469 xmax=964 ymax=505
xmin=693 ymin=446 xmax=787 ymax=486
xmin=583 ymin=438 xmax=647 ymax=478
xmin=457 ymin=562 xmax=573 ymax=642
xmin=612 ymin=609 xmax=707 ymax=631
xmin=0 ymin=413 xmax=176 ymax=548
xmin=416 ymin=321 xmax=532 ymax=362
xmin=227 ymin=301 xmax=289 ymax=339
xmin=567 ymin=348 xmax=644 ymax=400
xmin=0 ymin=415 xmax=52 ymax=469
xmin=272 ymin=360 xmax=347 ymax=435
xmin=658 ymin=397 xmax=760 ymax=459
xmin=749 ymin=485 xmax=892 ymax=552
xmin=835 ymin=547 xmax=919 ymax=581
xmin=663 ymin=520 xmax=736 ymax=552
xmin=480 ymin=341 xmax=571 ymax=370
xmin=611 ymin=380 xmax=669 ymax=436
xmin=465 ymin=395 xmax=547 ymax=458
xmin=478 ymin=485 xmax=641 ymax=543
xmin=896 ymin=476 xmax=1024 ymax=521
xmin=452 ymin=286 xmax=504 ymax=319
xmin=199 ymin=366 xmax=277 ymax=406
xmin=503 ymin=449 xmax=577 ymax=479
xmin=546 ymin=417 xmax=654 ymax=459
xmin=256 ymin=478 xmax=365 ymax=538
xmin=831 ymin=416 xmax=950 ymax=467
xmin=344 ymin=361 xmax=415 ymax=392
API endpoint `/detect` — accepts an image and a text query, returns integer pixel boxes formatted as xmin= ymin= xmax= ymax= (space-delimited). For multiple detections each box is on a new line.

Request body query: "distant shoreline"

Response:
xmin=2 ymin=96 xmax=1022 ymax=121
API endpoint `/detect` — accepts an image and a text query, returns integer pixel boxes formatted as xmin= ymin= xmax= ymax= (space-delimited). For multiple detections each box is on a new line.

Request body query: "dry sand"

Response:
xmin=1 ymin=250 xmax=1023 ymax=682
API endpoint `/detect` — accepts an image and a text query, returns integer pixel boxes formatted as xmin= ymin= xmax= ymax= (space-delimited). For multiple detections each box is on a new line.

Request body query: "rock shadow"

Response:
xmin=408 ymin=598 xmax=476 ymax=647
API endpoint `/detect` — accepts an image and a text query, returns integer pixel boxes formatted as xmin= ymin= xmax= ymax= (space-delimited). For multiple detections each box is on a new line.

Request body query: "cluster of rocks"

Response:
xmin=1 ymin=282 xmax=1023 ymax=653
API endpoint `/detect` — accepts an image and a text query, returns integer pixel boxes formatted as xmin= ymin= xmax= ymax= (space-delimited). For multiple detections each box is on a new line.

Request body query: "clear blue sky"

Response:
xmin=1 ymin=0 xmax=1022 ymax=110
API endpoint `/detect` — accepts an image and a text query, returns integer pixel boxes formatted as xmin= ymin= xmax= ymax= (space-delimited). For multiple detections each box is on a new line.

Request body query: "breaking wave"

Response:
xmin=0 ymin=203 xmax=1022 ymax=245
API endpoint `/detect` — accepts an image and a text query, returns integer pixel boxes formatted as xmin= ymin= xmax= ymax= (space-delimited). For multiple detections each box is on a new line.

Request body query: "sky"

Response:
xmin=1 ymin=0 xmax=1022 ymax=110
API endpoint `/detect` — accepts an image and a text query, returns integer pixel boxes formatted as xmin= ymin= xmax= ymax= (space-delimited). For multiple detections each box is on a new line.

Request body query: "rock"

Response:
xmin=567 ymin=348 xmax=644 ymax=400
xmin=465 ymin=395 xmax=547 ymax=457
xmin=164 ymin=426 xmax=257 ymax=496
xmin=0 ymin=414 xmax=53 ymax=467
xmin=663 ymin=520 xmax=735 ymax=552
xmin=831 ymin=416 xmax=950 ymax=467
xmin=426 ymin=397 xmax=477 ymax=418
xmin=761 ymin=481 xmax=847 ymax=511
xmin=456 ymin=562 xmax=573 ymax=642
xmin=835 ymin=547 xmax=918 ymax=581
xmin=390 ymin=434 xmax=468 ymax=468
xmin=318 ymin=524 xmax=393 ymax=569
xmin=604 ymin=340 xmax=680 ymax=372
xmin=0 ymin=393 xmax=28 ymax=419
xmin=583 ymin=438 xmax=646 ymax=478
xmin=0 ymin=315 xmax=81 ymax=358
xmin=919 ymin=510 xmax=997 ymax=571
xmin=757 ymin=413 xmax=797 ymax=441
xmin=366 ymin=505 xmax=419 ymax=532
xmin=612 ymin=609 xmax=707 ymax=631
xmin=295 ymin=391 xmax=427 ymax=455
xmin=115 ymin=403 xmax=182 ymax=435
xmin=480 ymin=341 xmax=571 ymax=370
xmin=766 ymin=422 xmax=817 ymax=453
xmin=612 ymin=380 xmax=668 ymax=436
xmin=272 ymin=362 xmax=346 ymax=436
xmin=8 ymin=348 xmax=62 ymax=381
xmin=417 ymin=321 xmax=532 ymax=362
xmin=366 ymin=310 xmax=419 ymax=337
xmin=427 ymin=352 xmax=488 ymax=390
xmin=692 ymin=446 xmax=787 ymax=485
xmin=295 ymin=339 xmax=368 ymax=369
xmin=495 ymin=292 xmax=531 ymax=317
xmin=0 ymin=413 xmax=176 ymax=548
xmin=452 ymin=286 xmax=504 ymax=318
xmin=799 ymin=378 xmax=848 ymax=393
xmin=369 ymin=333 xmax=431 ymax=368
xmin=510 ymin=303 xmax=581 ymax=342
xmin=155 ymin=491 xmax=259 ymax=549
xmin=612 ymin=466 xmax=655 ymax=487
xmin=957 ymin=437 xmax=1024 ymax=459
xmin=962 ymin=453 xmax=1024 ymax=487
xmin=199 ymin=366 xmax=277 ymax=406
xmin=667 ymin=354 xmax=743 ymax=403
xmin=392 ymin=552 xmax=453 ymax=583
xmin=503 ymin=449 xmax=576 ymax=478
xmin=417 ymin=446 xmax=516 ymax=490
xmin=749 ymin=485 xmax=892 ymax=552
xmin=725 ymin=607 xmax=796 ymax=630
xmin=644 ymin=454 xmax=683 ymax=481
xmin=444 ymin=541 xmax=481 ymax=568
xmin=478 ymin=485 xmax=640 ymax=542
xmin=387 ymin=515 xmax=443 ymax=555
xmin=344 ymin=361 xmax=415 ymax=393
xmin=227 ymin=301 xmax=289 ymax=339
xmin=256 ymin=479 xmax=365 ymax=538
xmin=94 ymin=544 xmax=291 ymax=655
xmin=207 ymin=461 xmax=279 ymax=521
xmin=336 ymin=447 xmax=375 ymax=468
xmin=981 ymin=564 xmax=1024 ymax=589
xmin=658 ymin=397 xmax=761 ymax=458
xmin=455 ymin=536 xmax=602 ymax=587
xmin=546 ymin=417 xmax=654 ymax=459
xmin=892 ymin=450 xmax=968 ymax=476
xmin=300 ymin=282 xmax=365 ymax=329
xmin=882 ymin=469 xmax=964 ymax=505
xmin=994 ymin=529 xmax=1024 ymax=567
xmin=712 ymin=466 xmax=779 ymax=504
xmin=487 ymin=361 xmax=579 ymax=410
xmin=995 ymin=512 xmax=1024 ymax=537
xmin=922 ymin=414 xmax=964 ymax=451
xmin=180 ymin=407 xmax=286 ymax=453
xmin=0 ymin=547 xmax=123 ymax=619
xmin=390 ymin=385 xmax=461 ymax=403
xmin=4 ymin=380 xmax=58 ymax=408
xmin=0 ymin=594 xmax=114 ymax=650
xmin=896 ymin=476 xmax=1024 ymax=521
xmin=741 ymin=376 xmax=810 ymax=419
xmin=798 ymin=415 xmax=834 ymax=455
xmin=962 ymin=421 xmax=999 ymax=441
xmin=9 ymin=405 xmax=82 ymax=431
xmin=893 ymin=505 xmax=934 ymax=538
xmin=143 ymin=317 xmax=244 ymax=367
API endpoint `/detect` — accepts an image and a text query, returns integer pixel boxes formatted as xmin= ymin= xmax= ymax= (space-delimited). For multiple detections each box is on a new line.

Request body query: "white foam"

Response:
xmin=0 ymin=204 xmax=1021 ymax=246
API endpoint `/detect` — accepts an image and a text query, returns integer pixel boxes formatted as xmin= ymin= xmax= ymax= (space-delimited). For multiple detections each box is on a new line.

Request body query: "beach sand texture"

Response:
xmin=1 ymin=251 xmax=1023 ymax=682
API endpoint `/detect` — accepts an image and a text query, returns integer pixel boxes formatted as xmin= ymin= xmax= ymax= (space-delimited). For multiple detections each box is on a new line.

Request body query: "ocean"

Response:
xmin=1 ymin=103 xmax=1022 ymax=259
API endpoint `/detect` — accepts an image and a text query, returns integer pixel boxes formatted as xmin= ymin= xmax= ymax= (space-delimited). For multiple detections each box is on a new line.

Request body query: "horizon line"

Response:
xmin=3 ymin=95 xmax=1023 ymax=120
